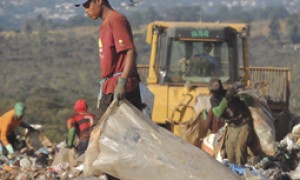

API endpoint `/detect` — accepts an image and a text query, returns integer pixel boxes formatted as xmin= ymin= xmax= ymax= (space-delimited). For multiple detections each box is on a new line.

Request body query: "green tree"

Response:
xmin=289 ymin=24 xmax=299 ymax=44
xmin=269 ymin=16 xmax=281 ymax=40
xmin=37 ymin=14 xmax=47 ymax=30
xmin=127 ymin=10 xmax=143 ymax=30
xmin=163 ymin=6 xmax=201 ymax=22
xmin=268 ymin=6 xmax=289 ymax=19
xmin=143 ymin=6 xmax=162 ymax=23
xmin=287 ymin=17 xmax=300 ymax=44
xmin=23 ymin=23 xmax=33 ymax=35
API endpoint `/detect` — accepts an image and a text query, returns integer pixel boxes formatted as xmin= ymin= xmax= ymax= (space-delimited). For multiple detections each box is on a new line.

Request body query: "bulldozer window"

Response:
xmin=165 ymin=40 xmax=231 ymax=83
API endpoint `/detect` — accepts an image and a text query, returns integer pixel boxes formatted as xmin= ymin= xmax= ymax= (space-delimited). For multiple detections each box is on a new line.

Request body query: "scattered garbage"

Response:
xmin=0 ymin=96 xmax=300 ymax=179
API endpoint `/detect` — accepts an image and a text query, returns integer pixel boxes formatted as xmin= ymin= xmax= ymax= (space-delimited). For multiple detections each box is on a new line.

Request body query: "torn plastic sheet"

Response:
xmin=84 ymin=100 xmax=240 ymax=180
xmin=139 ymin=83 xmax=154 ymax=118
xmin=240 ymin=90 xmax=276 ymax=156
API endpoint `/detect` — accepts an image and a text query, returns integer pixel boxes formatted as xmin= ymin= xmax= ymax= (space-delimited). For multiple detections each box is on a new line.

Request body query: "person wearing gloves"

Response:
xmin=76 ymin=0 xmax=142 ymax=123
xmin=211 ymin=81 xmax=254 ymax=165
xmin=201 ymin=78 xmax=227 ymax=135
xmin=192 ymin=78 xmax=227 ymax=149
xmin=67 ymin=99 xmax=95 ymax=156
xmin=0 ymin=102 xmax=35 ymax=158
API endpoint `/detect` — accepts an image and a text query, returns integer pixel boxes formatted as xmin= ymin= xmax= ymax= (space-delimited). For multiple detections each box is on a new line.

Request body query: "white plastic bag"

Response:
xmin=240 ymin=91 xmax=276 ymax=156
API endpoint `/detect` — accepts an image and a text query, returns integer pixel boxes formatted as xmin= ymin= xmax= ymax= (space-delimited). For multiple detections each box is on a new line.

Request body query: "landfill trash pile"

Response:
xmin=1 ymin=96 xmax=300 ymax=179
xmin=0 ymin=131 xmax=101 ymax=180
xmin=181 ymin=90 xmax=300 ymax=180
xmin=239 ymin=123 xmax=300 ymax=179
xmin=0 ymin=130 xmax=55 ymax=179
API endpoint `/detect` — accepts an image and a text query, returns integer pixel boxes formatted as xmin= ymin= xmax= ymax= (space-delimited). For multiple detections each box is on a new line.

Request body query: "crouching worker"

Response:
xmin=212 ymin=81 xmax=254 ymax=166
xmin=67 ymin=99 xmax=95 ymax=156
xmin=0 ymin=102 xmax=35 ymax=158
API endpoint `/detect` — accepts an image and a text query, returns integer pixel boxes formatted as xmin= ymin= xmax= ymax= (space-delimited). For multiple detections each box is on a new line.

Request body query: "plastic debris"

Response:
xmin=20 ymin=158 xmax=32 ymax=170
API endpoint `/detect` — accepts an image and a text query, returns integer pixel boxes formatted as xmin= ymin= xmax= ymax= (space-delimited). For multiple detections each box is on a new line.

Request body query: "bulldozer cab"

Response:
xmin=157 ymin=27 xmax=240 ymax=85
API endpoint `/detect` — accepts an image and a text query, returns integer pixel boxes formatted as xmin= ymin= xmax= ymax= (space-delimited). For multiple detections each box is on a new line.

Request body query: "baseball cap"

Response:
xmin=74 ymin=0 xmax=90 ymax=8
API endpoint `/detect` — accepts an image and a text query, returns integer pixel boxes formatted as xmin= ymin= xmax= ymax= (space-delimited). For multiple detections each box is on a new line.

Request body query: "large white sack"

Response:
xmin=84 ymin=100 xmax=240 ymax=180
xmin=240 ymin=91 xmax=276 ymax=156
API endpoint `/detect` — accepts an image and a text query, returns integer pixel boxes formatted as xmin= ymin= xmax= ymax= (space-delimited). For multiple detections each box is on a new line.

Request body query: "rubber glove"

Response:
xmin=212 ymin=98 xmax=228 ymax=119
xmin=67 ymin=128 xmax=76 ymax=148
xmin=114 ymin=77 xmax=127 ymax=106
xmin=0 ymin=144 xmax=3 ymax=155
xmin=6 ymin=144 xmax=14 ymax=154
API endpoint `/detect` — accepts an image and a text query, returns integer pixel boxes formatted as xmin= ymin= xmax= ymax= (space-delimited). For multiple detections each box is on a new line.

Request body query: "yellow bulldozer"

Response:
xmin=137 ymin=21 xmax=291 ymax=141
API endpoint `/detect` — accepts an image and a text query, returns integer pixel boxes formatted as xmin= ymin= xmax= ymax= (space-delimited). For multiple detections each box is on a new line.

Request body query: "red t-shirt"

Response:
xmin=99 ymin=11 xmax=140 ymax=94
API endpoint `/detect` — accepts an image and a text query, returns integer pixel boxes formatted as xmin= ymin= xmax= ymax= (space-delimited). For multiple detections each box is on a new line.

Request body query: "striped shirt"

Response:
xmin=67 ymin=112 xmax=95 ymax=141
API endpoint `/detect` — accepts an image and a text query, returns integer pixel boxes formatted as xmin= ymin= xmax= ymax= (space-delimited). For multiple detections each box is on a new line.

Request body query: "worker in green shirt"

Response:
xmin=212 ymin=81 xmax=254 ymax=165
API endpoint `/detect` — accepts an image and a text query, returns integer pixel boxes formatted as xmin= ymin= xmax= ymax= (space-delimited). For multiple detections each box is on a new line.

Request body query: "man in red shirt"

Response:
xmin=78 ymin=0 xmax=141 ymax=123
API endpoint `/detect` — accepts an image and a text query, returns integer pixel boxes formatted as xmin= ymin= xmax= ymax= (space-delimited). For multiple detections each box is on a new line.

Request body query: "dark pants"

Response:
xmin=96 ymin=87 xmax=142 ymax=125
xmin=223 ymin=120 xmax=253 ymax=165
xmin=76 ymin=139 xmax=89 ymax=156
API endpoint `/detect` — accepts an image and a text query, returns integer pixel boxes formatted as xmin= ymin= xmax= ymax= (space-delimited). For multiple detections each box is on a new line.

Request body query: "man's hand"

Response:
xmin=0 ymin=144 xmax=3 ymax=155
xmin=6 ymin=144 xmax=14 ymax=154
xmin=225 ymin=80 xmax=244 ymax=101
xmin=114 ymin=77 xmax=127 ymax=106
xmin=233 ymin=80 xmax=244 ymax=91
